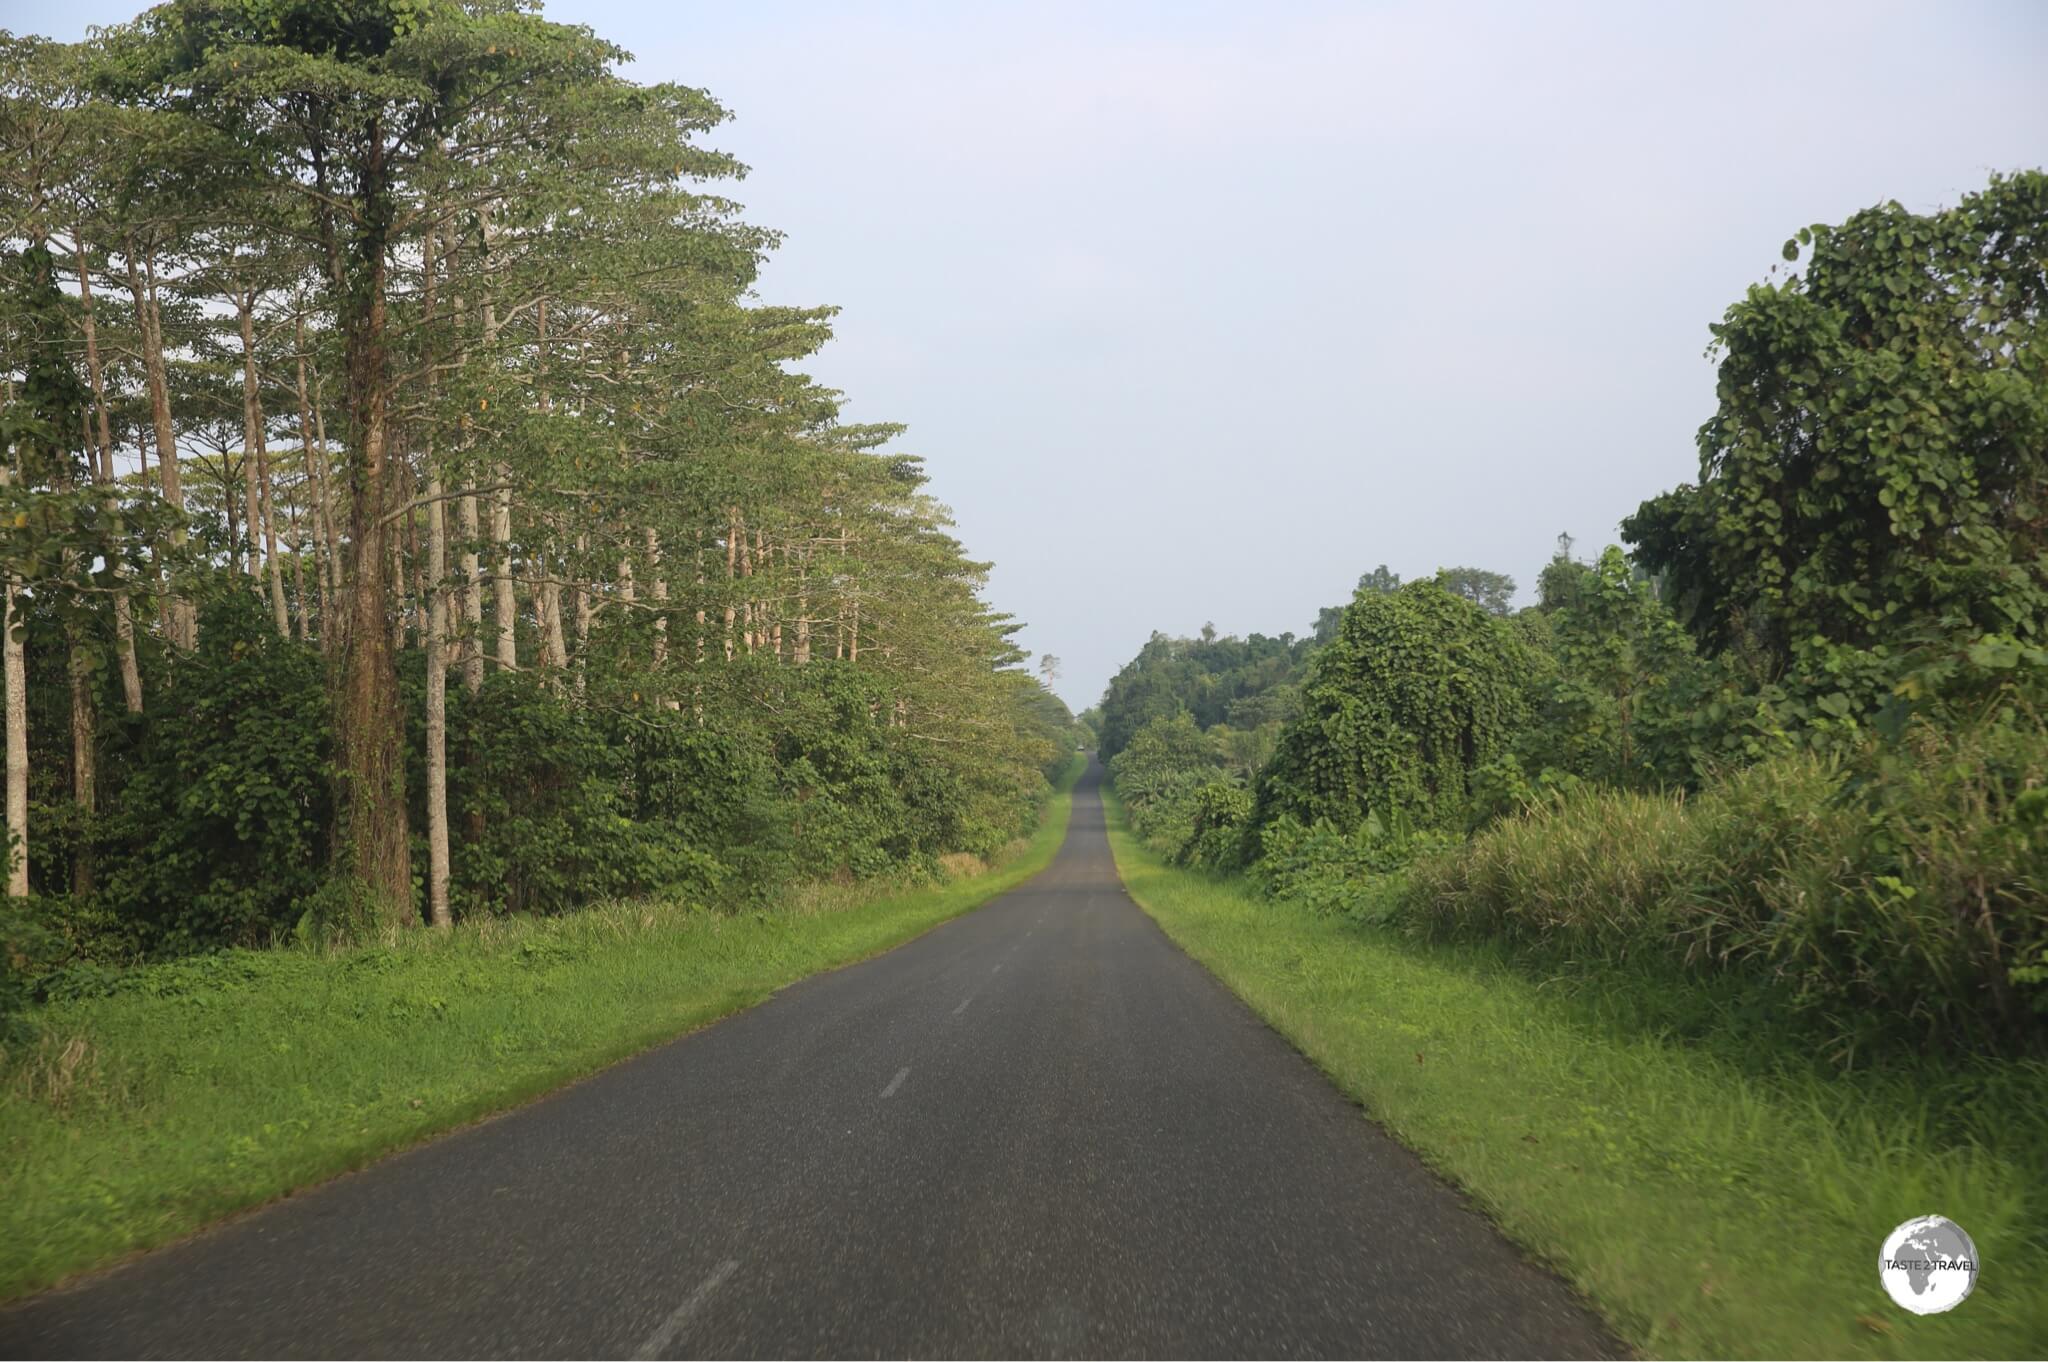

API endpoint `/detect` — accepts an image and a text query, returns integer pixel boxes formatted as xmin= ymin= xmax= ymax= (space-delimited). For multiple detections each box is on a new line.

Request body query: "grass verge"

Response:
xmin=1104 ymin=788 xmax=2048 ymax=1360
xmin=0 ymin=756 xmax=1082 ymax=1303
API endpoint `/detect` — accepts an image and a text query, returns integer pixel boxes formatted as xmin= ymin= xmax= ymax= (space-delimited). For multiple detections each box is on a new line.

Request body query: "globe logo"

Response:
xmin=1879 ymin=1215 xmax=1978 ymax=1314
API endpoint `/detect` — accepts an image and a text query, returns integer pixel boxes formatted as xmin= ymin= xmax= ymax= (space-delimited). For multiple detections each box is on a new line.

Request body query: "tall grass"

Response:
xmin=1402 ymin=716 xmax=2048 ymax=1057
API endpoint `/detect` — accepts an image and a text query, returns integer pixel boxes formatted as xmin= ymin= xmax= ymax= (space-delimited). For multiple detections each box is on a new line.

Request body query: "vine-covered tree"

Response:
xmin=1625 ymin=171 xmax=2048 ymax=722
xmin=1249 ymin=579 xmax=1530 ymax=837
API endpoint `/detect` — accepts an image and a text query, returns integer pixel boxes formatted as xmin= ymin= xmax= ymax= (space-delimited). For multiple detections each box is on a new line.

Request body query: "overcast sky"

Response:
xmin=18 ymin=1 xmax=2048 ymax=708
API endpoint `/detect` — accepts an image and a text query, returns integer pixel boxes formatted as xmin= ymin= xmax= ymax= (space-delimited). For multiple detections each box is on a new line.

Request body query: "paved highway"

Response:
xmin=0 ymin=760 xmax=1617 ymax=1358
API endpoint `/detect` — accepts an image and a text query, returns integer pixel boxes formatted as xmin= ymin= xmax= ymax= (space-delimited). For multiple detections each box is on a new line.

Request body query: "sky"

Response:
xmin=16 ymin=0 xmax=2048 ymax=709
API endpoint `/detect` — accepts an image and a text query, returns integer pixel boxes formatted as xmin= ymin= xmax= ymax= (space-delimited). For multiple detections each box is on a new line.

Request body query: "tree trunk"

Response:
xmin=492 ymin=474 xmax=515 ymax=672
xmin=288 ymin=487 xmax=308 ymax=641
xmin=527 ymin=306 xmax=564 ymax=680
xmin=3 ymin=539 xmax=24 ymax=899
xmin=239 ymin=291 xmax=293 ymax=637
xmin=723 ymin=508 xmax=739 ymax=660
xmin=694 ymin=530 xmax=706 ymax=664
xmin=258 ymin=452 xmax=289 ymax=632
xmin=409 ymin=497 xmax=427 ymax=644
xmin=538 ymin=536 xmax=567 ymax=675
xmin=460 ymin=490 xmax=483 ymax=694
xmin=425 ymin=474 xmax=451 ymax=929
xmin=127 ymin=246 xmax=194 ymax=650
xmin=573 ymin=530 xmax=592 ymax=698
xmin=756 ymin=530 xmax=770 ymax=658
xmin=692 ymin=531 xmax=706 ymax=720
xmin=794 ymin=547 xmax=811 ymax=665
xmin=391 ymin=510 xmax=409 ymax=654
xmin=224 ymin=457 xmax=241 ymax=569
xmin=236 ymin=295 xmax=264 ymax=581
xmin=295 ymin=317 xmax=335 ymax=648
xmin=769 ymin=543 xmax=782 ymax=661
xmin=46 ymin=405 xmax=98 ymax=898
xmin=473 ymin=210 xmax=517 ymax=677
xmin=314 ymin=389 xmax=343 ymax=604
xmin=745 ymin=528 xmax=761 ymax=655
xmin=111 ymin=583 xmax=143 ymax=713
xmin=618 ymin=545 xmax=636 ymax=697
xmin=73 ymin=238 xmax=143 ymax=712
xmin=67 ymin=617 xmax=94 ymax=897
xmin=647 ymin=527 xmax=667 ymax=671
xmin=334 ymin=145 xmax=414 ymax=927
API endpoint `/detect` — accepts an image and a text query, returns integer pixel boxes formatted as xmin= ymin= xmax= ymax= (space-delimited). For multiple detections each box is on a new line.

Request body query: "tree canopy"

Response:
xmin=1626 ymin=170 xmax=2048 ymax=724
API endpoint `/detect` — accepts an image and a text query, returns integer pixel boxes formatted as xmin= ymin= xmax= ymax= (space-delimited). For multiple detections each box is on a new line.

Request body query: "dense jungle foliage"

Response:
xmin=1107 ymin=171 xmax=2048 ymax=1057
xmin=0 ymin=5 xmax=1077 ymax=1026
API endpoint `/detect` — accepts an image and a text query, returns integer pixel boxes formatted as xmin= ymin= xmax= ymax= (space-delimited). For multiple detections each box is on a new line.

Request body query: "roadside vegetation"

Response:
xmin=1101 ymin=170 xmax=2048 ymax=1353
xmin=0 ymin=755 xmax=1079 ymax=1302
xmin=1107 ymin=795 xmax=2047 ymax=1359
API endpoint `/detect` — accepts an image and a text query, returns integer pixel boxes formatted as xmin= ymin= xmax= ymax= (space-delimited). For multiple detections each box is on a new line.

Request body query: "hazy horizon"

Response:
xmin=18 ymin=0 xmax=2048 ymax=709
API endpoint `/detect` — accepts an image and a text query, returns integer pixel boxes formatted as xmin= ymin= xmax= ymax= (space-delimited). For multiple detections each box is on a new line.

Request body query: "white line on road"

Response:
xmin=952 ymin=996 xmax=972 ymax=1017
xmin=881 ymin=1066 xmax=911 ymax=1098
xmin=633 ymin=1259 xmax=738 ymax=1359
xmin=992 ymin=963 xmax=1003 ymax=974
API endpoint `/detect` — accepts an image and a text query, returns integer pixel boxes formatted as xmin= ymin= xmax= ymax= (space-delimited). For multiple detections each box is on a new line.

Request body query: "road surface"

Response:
xmin=0 ymin=760 xmax=1618 ymax=1359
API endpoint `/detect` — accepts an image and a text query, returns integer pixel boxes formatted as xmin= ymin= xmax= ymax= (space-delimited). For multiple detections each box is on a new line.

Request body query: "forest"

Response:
xmin=0 ymin=6 xmax=1075 ymax=1026
xmin=1102 ymin=170 xmax=2048 ymax=1059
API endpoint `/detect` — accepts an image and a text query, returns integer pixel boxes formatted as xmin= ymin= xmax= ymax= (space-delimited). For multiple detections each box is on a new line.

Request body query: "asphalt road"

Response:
xmin=1 ymin=760 xmax=1619 ymax=1359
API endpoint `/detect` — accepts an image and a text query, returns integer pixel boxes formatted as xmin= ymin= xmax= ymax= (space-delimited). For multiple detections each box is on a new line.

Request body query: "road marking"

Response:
xmin=633 ymin=1259 xmax=738 ymax=1359
xmin=952 ymin=996 xmax=972 ymax=1017
xmin=992 ymin=963 xmax=1003 ymax=974
xmin=881 ymin=1066 xmax=910 ymax=1098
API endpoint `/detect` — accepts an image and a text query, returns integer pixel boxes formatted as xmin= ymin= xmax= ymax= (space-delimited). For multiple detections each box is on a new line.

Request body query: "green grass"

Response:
xmin=1105 ymin=790 xmax=2048 ymax=1360
xmin=0 ymin=756 xmax=1081 ymax=1303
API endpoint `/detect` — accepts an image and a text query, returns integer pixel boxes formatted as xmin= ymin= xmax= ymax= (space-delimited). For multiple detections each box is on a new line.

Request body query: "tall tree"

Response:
xmin=108 ymin=0 xmax=738 ymax=921
xmin=1626 ymin=172 xmax=2048 ymax=710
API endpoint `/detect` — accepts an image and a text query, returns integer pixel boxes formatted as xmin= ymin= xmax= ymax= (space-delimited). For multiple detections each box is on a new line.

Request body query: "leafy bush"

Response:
xmin=1400 ymin=709 xmax=2048 ymax=1055
xmin=1175 ymin=780 xmax=1251 ymax=869
xmin=95 ymin=595 xmax=334 ymax=954
xmin=0 ymin=899 xmax=63 ymax=1045
xmin=424 ymin=671 xmax=710 ymax=917
xmin=1246 ymin=812 xmax=1455 ymax=922
xmin=628 ymin=708 xmax=793 ymax=897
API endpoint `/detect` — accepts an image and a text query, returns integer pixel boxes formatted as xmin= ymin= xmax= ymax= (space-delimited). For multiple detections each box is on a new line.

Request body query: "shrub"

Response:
xmin=95 ymin=595 xmax=333 ymax=953
xmin=1175 ymin=780 xmax=1251 ymax=869
xmin=1399 ymin=709 xmax=2048 ymax=1055
xmin=1401 ymin=786 xmax=1705 ymax=949
xmin=1248 ymin=812 xmax=1455 ymax=924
